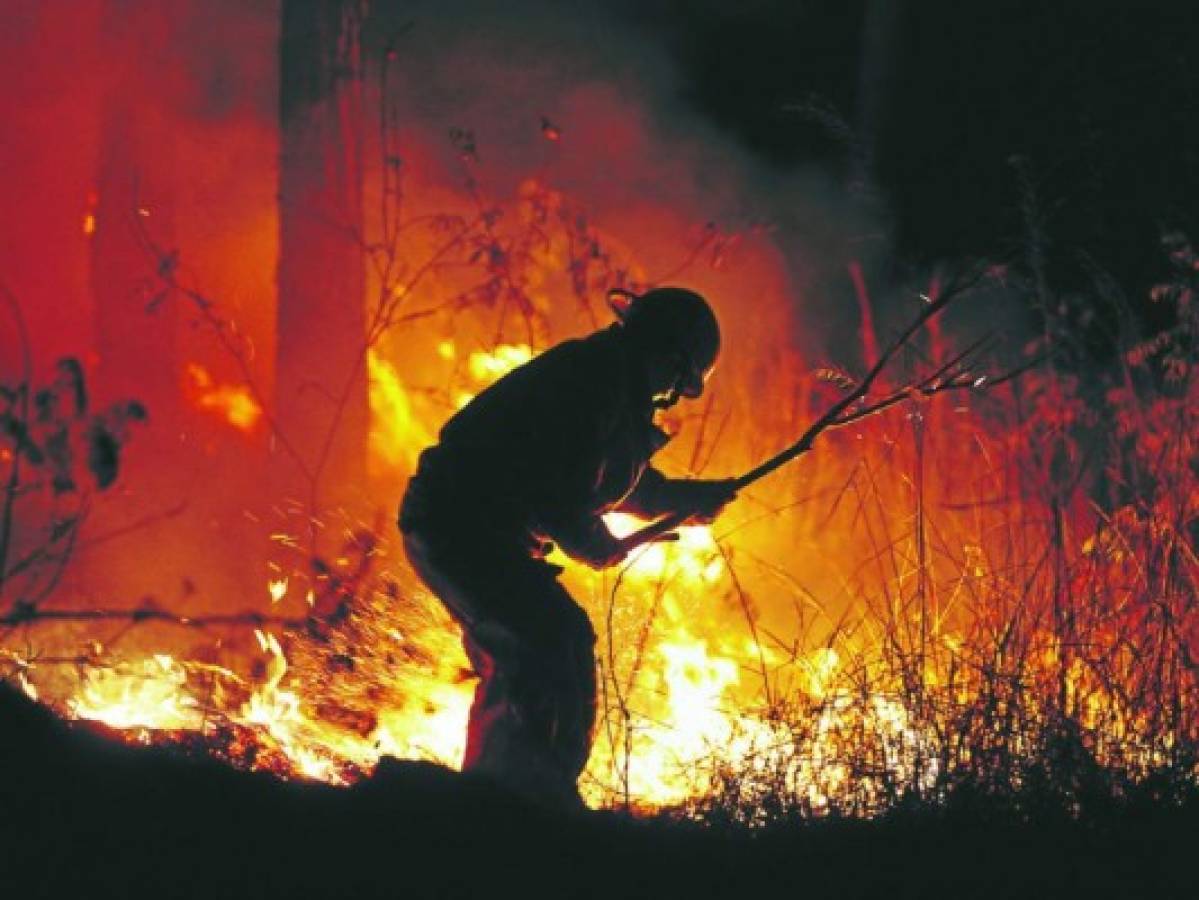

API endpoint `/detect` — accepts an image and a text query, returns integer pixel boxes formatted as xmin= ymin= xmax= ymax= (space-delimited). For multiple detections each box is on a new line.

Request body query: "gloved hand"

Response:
xmin=553 ymin=521 xmax=629 ymax=570
xmin=575 ymin=537 xmax=628 ymax=571
xmin=674 ymin=477 xmax=738 ymax=524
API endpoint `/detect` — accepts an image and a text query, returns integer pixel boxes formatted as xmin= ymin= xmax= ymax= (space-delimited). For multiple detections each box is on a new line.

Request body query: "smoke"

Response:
xmin=0 ymin=0 xmax=866 ymax=617
xmin=0 ymin=0 xmax=874 ymax=384
xmin=368 ymin=1 xmax=885 ymax=383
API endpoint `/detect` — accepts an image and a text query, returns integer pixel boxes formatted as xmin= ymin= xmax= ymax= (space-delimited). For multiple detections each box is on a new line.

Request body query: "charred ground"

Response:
xmin=2 ymin=685 xmax=1194 ymax=900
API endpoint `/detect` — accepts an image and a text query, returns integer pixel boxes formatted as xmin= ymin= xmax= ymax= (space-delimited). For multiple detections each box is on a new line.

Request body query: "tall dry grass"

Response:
xmin=619 ymin=237 xmax=1199 ymax=825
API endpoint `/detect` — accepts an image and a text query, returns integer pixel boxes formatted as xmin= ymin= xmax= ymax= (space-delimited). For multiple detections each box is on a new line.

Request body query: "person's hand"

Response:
xmin=578 ymin=541 xmax=628 ymax=571
xmin=676 ymin=478 xmax=738 ymax=525
xmin=565 ymin=529 xmax=629 ymax=570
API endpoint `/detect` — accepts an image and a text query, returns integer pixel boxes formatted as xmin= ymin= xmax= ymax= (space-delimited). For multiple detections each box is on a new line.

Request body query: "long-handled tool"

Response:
xmin=616 ymin=267 xmax=1028 ymax=555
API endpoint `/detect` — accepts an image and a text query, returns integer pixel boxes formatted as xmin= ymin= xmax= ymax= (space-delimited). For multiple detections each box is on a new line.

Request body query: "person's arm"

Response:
xmin=525 ymin=337 xmax=629 ymax=567
xmin=541 ymin=509 xmax=626 ymax=569
xmin=619 ymin=468 xmax=738 ymax=524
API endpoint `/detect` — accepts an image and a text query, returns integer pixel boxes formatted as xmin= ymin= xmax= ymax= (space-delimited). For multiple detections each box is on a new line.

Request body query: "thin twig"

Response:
xmin=0 ymin=603 xmax=314 ymax=631
xmin=0 ymin=281 xmax=34 ymax=599
xmin=619 ymin=266 xmax=994 ymax=552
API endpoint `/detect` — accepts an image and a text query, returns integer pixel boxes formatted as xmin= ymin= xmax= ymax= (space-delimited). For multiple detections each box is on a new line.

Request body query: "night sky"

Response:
xmin=611 ymin=0 xmax=1197 ymax=293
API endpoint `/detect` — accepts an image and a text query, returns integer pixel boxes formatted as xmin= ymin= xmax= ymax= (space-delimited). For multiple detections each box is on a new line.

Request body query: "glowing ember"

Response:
xmin=268 ymin=577 xmax=288 ymax=604
xmin=185 ymin=363 xmax=262 ymax=431
xmin=82 ymin=188 xmax=97 ymax=236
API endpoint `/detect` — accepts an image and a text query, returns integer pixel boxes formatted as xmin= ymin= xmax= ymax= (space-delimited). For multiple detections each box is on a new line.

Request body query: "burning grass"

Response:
xmin=7 ymin=317 xmax=1195 ymax=821
xmin=3 ymin=168 xmax=1197 ymax=823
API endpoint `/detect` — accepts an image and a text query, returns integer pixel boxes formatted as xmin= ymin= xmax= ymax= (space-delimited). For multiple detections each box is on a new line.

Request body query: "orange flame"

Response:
xmin=8 ymin=140 xmax=1195 ymax=822
xmin=185 ymin=363 xmax=262 ymax=431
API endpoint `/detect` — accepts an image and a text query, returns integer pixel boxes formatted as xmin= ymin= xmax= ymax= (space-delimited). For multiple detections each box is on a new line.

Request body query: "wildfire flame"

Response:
xmin=7 ymin=156 xmax=1196 ymax=822
xmin=18 ymin=316 xmax=1198 ymax=814
xmin=368 ymin=350 xmax=431 ymax=470
xmin=268 ymin=577 xmax=288 ymax=604
xmin=70 ymin=655 xmax=201 ymax=731
xmin=185 ymin=363 xmax=262 ymax=432
xmin=82 ymin=188 xmax=97 ymax=236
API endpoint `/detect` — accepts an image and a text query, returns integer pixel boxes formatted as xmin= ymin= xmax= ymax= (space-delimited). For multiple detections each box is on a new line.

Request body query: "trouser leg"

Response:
xmin=403 ymin=532 xmax=598 ymax=803
xmin=466 ymin=595 xmax=597 ymax=800
xmin=460 ymin=633 xmax=505 ymax=772
xmin=546 ymin=605 xmax=598 ymax=781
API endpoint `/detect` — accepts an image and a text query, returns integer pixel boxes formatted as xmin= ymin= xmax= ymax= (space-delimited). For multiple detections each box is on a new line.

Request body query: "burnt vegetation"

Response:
xmin=1 ymin=680 xmax=1196 ymax=899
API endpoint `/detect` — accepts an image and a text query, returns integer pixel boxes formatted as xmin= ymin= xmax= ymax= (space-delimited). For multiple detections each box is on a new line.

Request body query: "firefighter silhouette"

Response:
xmin=400 ymin=287 xmax=736 ymax=807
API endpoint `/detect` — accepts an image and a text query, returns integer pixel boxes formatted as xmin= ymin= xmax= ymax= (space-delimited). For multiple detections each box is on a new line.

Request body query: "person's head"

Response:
xmin=609 ymin=287 xmax=721 ymax=408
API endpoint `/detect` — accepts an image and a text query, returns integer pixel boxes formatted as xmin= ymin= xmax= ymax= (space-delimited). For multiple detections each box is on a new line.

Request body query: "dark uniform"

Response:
xmin=400 ymin=325 xmax=694 ymax=805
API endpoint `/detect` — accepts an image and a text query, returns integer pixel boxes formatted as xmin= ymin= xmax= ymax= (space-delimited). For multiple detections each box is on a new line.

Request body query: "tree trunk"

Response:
xmin=91 ymin=2 xmax=179 ymax=434
xmin=275 ymin=0 xmax=367 ymax=509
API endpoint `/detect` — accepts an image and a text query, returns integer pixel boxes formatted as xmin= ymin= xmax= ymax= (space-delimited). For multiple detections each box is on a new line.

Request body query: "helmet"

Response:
xmin=609 ymin=287 xmax=720 ymax=399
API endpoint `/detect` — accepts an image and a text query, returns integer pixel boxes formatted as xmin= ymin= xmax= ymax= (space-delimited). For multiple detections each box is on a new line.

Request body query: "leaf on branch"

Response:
xmin=815 ymin=366 xmax=858 ymax=392
xmin=8 ymin=600 xmax=36 ymax=624
xmin=448 ymin=127 xmax=478 ymax=162
xmin=123 ymin=401 xmax=148 ymax=422
xmin=132 ymin=597 xmax=165 ymax=622
xmin=85 ymin=422 xmax=120 ymax=489
xmin=157 ymin=249 xmax=180 ymax=280
xmin=45 ymin=429 xmax=76 ymax=494
xmin=2 ymin=417 xmax=44 ymax=465
xmin=34 ymin=388 xmax=55 ymax=423
xmin=56 ymin=357 xmax=88 ymax=418
xmin=145 ymin=289 xmax=170 ymax=314
xmin=1126 ymin=330 xmax=1174 ymax=367
xmin=540 ymin=116 xmax=562 ymax=142
xmin=1163 ymin=355 xmax=1189 ymax=382
xmin=49 ymin=516 xmax=77 ymax=543
xmin=486 ymin=244 xmax=505 ymax=273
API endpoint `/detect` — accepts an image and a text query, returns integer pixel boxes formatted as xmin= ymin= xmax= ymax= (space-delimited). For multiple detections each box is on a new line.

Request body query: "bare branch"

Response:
xmin=618 ymin=266 xmax=996 ymax=552
xmin=0 ymin=280 xmax=33 ymax=599
xmin=0 ymin=602 xmax=313 ymax=631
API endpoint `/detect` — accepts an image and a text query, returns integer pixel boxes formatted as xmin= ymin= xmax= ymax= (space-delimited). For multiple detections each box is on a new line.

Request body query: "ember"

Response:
xmin=186 ymin=363 xmax=263 ymax=432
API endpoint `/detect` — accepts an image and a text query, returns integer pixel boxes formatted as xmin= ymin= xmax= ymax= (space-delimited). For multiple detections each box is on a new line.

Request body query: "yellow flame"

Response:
xmin=240 ymin=630 xmax=343 ymax=781
xmin=605 ymin=513 xmax=723 ymax=582
xmin=467 ymin=344 xmax=533 ymax=382
xmin=70 ymin=655 xmax=201 ymax=731
xmin=186 ymin=363 xmax=262 ymax=432
xmin=367 ymin=349 xmax=431 ymax=469
xmin=44 ymin=492 xmax=952 ymax=812
xmin=17 ymin=670 xmax=39 ymax=702
xmin=268 ymin=578 xmax=288 ymax=604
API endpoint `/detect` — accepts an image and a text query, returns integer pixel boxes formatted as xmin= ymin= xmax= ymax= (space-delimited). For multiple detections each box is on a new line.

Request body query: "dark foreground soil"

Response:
xmin=1 ymin=686 xmax=1194 ymax=900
